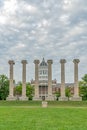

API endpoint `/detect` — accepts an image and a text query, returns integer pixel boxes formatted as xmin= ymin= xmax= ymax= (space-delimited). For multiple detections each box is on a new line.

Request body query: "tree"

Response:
xmin=0 ymin=74 xmax=9 ymax=100
xmin=79 ymin=74 xmax=87 ymax=100
xmin=82 ymin=74 xmax=87 ymax=82
xmin=14 ymin=82 xmax=22 ymax=96
xmin=55 ymin=91 xmax=60 ymax=100
xmin=65 ymin=87 xmax=71 ymax=101
xmin=14 ymin=82 xmax=34 ymax=100
xmin=79 ymin=81 xmax=87 ymax=100
xmin=26 ymin=83 xmax=34 ymax=100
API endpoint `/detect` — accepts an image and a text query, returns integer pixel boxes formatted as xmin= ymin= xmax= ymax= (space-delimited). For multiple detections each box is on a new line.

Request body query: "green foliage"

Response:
xmin=14 ymin=84 xmax=22 ymax=96
xmin=26 ymin=83 xmax=34 ymax=100
xmin=79 ymin=74 xmax=87 ymax=100
xmin=65 ymin=87 xmax=71 ymax=100
xmin=0 ymin=74 xmax=9 ymax=100
xmin=79 ymin=81 xmax=87 ymax=100
xmin=82 ymin=74 xmax=87 ymax=82
xmin=15 ymin=82 xmax=34 ymax=100
xmin=54 ymin=91 xmax=60 ymax=100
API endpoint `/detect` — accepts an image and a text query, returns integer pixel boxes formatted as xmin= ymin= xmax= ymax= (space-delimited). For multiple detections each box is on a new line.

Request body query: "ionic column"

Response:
xmin=59 ymin=59 xmax=68 ymax=101
xmin=33 ymin=60 xmax=40 ymax=100
xmin=7 ymin=60 xmax=16 ymax=100
xmin=71 ymin=59 xmax=82 ymax=101
xmin=47 ymin=60 xmax=54 ymax=100
xmin=21 ymin=60 xmax=28 ymax=100
xmin=73 ymin=59 xmax=79 ymax=97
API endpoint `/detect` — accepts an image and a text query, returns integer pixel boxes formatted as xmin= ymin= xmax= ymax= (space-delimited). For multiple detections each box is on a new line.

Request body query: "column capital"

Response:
xmin=47 ymin=59 xmax=53 ymax=64
xmin=73 ymin=59 xmax=80 ymax=64
xmin=21 ymin=60 xmax=27 ymax=64
xmin=8 ymin=60 xmax=15 ymax=65
xmin=60 ymin=59 xmax=66 ymax=64
xmin=34 ymin=59 xmax=40 ymax=64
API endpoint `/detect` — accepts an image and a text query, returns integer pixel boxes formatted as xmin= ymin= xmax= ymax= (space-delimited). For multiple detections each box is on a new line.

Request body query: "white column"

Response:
xmin=7 ymin=60 xmax=16 ymax=100
xmin=47 ymin=60 xmax=54 ymax=100
xmin=33 ymin=60 xmax=40 ymax=100
xmin=71 ymin=59 xmax=82 ymax=101
xmin=59 ymin=59 xmax=68 ymax=101
xmin=19 ymin=60 xmax=28 ymax=100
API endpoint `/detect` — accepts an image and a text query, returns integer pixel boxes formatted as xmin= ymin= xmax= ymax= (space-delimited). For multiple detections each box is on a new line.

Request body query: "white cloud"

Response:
xmin=59 ymin=14 xmax=70 ymax=25
xmin=24 ymin=4 xmax=38 ymax=13
xmin=16 ymin=43 xmax=26 ymax=49
xmin=18 ymin=1 xmax=38 ymax=14
xmin=3 ymin=0 xmax=18 ymax=15
xmin=0 ymin=0 xmax=87 ymax=82
xmin=0 ymin=15 xmax=7 ymax=24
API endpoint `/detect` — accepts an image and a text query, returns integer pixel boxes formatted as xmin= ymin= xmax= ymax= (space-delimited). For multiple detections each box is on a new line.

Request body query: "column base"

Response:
xmin=33 ymin=96 xmax=42 ymax=101
xmin=70 ymin=96 xmax=82 ymax=101
xmin=19 ymin=96 xmax=28 ymax=101
xmin=6 ymin=95 xmax=17 ymax=101
xmin=45 ymin=95 xmax=55 ymax=101
xmin=59 ymin=97 xmax=68 ymax=101
xmin=33 ymin=95 xmax=55 ymax=101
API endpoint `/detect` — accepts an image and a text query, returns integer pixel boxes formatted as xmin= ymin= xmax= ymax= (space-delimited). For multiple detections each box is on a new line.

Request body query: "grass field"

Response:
xmin=0 ymin=100 xmax=87 ymax=107
xmin=0 ymin=101 xmax=87 ymax=130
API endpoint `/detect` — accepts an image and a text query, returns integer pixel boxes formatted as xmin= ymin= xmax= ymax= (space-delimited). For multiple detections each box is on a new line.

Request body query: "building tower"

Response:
xmin=32 ymin=58 xmax=55 ymax=100
xmin=39 ymin=58 xmax=48 ymax=100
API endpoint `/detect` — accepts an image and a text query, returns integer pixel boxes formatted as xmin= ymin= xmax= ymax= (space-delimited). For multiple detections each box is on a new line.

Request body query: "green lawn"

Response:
xmin=0 ymin=100 xmax=87 ymax=107
xmin=0 ymin=101 xmax=87 ymax=130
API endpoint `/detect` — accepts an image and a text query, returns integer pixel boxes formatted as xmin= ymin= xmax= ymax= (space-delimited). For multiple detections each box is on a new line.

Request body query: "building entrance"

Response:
xmin=39 ymin=85 xmax=48 ymax=100
xmin=42 ymin=96 xmax=45 ymax=101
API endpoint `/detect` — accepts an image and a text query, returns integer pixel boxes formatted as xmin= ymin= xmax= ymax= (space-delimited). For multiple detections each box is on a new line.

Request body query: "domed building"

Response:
xmin=39 ymin=58 xmax=48 ymax=81
xmin=38 ymin=58 xmax=48 ymax=100
xmin=31 ymin=58 xmax=79 ymax=101
xmin=7 ymin=58 xmax=81 ymax=101
xmin=32 ymin=58 xmax=57 ymax=100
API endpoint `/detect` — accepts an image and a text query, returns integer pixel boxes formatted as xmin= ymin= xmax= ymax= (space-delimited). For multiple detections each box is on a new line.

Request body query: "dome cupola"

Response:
xmin=40 ymin=58 xmax=47 ymax=67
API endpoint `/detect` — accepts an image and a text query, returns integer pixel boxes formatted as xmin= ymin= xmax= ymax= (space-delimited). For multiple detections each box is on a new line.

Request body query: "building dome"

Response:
xmin=40 ymin=58 xmax=47 ymax=67
xmin=39 ymin=58 xmax=48 ymax=81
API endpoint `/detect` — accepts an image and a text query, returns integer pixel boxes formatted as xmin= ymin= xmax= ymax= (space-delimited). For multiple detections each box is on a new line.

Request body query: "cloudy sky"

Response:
xmin=0 ymin=0 xmax=87 ymax=83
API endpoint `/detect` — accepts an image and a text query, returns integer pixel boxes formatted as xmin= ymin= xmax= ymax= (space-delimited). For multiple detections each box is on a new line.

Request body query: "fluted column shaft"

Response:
xmin=8 ymin=60 xmax=15 ymax=97
xmin=47 ymin=60 xmax=53 ymax=96
xmin=60 ymin=59 xmax=66 ymax=97
xmin=21 ymin=60 xmax=27 ymax=97
xmin=73 ymin=59 xmax=80 ymax=97
xmin=34 ymin=60 xmax=39 ymax=98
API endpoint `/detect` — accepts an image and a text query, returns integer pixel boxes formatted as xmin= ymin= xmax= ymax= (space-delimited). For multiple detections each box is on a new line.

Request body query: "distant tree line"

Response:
xmin=14 ymin=81 xmax=34 ymax=100
xmin=55 ymin=74 xmax=87 ymax=101
xmin=0 ymin=75 xmax=9 ymax=100
xmin=79 ymin=74 xmax=87 ymax=100
xmin=0 ymin=74 xmax=34 ymax=100
xmin=0 ymin=74 xmax=87 ymax=100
